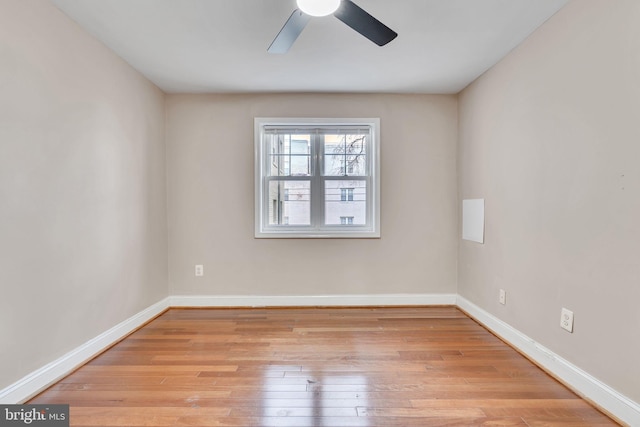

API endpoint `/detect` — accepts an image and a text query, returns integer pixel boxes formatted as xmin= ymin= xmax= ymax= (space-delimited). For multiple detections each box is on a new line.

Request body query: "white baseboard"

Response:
xmin=0 ymin=297 xmax=170 ymax=404
xmin=168 ymin=293 xmax=458 ymax=307
xmin=456 ymin=295 xmax=639 ymax=426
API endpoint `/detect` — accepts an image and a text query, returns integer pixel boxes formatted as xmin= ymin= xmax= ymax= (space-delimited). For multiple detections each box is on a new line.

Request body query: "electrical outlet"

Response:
xmin=195 ymin=264 xmax=204 ymax=277
xmin=499 ymin=289 xmax=506 ymax=305
xmin=560 ymin=307 xmax=574 ymax=333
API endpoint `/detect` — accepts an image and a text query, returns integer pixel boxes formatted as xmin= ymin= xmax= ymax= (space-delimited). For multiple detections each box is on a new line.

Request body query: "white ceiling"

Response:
xmin=51 ymin=0 xmax=568 ymax=94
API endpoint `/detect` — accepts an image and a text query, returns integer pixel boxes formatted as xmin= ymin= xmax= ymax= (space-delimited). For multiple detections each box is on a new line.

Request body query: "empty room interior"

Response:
xmin=1 ymin=0 xmax=639 ymax=425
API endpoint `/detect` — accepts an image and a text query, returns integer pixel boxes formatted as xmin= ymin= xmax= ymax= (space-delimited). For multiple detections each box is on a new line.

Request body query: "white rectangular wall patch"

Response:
xmin=462 ymin=199 xmax=484 ymax=243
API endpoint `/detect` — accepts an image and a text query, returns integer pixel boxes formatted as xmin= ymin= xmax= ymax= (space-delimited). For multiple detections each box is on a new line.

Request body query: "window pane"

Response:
xmin=268 ymin=181 xmax=310 ymax=225
xmin=323 ymin=133 xmax=367 ymax=176
xmin=324 ymin=180 xmax=366 ymax=225
xmin=268 ymin=134 xmax=311 ymax=176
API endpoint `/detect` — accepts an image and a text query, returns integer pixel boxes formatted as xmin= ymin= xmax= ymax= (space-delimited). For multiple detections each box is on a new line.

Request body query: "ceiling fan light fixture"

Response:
xmin=269 ymin=0 xmax=397 ymax=53
xmin=296 ymin=0 xmax=341 ymax=17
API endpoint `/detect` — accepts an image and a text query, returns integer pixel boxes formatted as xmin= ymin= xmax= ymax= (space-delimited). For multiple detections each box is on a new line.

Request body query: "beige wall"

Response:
xmin=458 ymin=0 xmax=640 ymax=402
xmin=166 ymin=94 xmax=458 ymax=296
xmin=0 ymin=1 xmax=167 ymax=389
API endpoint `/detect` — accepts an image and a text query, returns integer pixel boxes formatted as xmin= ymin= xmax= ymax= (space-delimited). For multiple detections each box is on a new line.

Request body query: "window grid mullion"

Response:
xmin=311 ymin=130 xmax=323 ymax=230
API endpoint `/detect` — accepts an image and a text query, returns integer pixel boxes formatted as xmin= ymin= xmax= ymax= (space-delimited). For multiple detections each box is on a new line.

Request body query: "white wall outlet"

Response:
xmin=195 ymin=264 xmax=204 ymax=277
xmin=499 ymin=289 xmax=506 ymax=305
xmin=560 ymin=307 xmax=574 ymax=333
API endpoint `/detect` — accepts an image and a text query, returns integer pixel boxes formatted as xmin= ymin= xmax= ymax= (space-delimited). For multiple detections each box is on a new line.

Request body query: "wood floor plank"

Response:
xmin=28 ymin=307 xmax=619 ymax=426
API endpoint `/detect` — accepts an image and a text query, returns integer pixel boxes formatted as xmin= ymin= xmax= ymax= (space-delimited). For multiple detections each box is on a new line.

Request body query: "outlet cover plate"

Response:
xmin=195 ymin=264 xmax=204 ymax=277
xmin=560 ymin=307 xmax=574 ymax=332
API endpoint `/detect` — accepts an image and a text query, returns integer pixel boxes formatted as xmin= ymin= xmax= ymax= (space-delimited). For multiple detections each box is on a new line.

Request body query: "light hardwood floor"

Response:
xmin=30 ymin=307 xmax=619 ymax=426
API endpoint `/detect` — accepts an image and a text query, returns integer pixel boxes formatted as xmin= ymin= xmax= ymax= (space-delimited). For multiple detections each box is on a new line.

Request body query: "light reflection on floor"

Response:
xmin=262 ymin=365 xmax=370 ymax=426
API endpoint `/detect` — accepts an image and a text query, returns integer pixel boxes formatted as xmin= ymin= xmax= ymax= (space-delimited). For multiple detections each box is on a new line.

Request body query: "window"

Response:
xmin=340 ymin=216 xmax=354 ymax=225
xmin=255 ymin=118 xmax=380 ymax=238
xmin=340 ymin=188 xmax=354 ymax=202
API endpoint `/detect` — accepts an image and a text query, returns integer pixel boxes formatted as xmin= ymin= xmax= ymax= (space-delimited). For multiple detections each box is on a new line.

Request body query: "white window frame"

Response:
xmin=255 ymin=117 xmax=380 ymax=238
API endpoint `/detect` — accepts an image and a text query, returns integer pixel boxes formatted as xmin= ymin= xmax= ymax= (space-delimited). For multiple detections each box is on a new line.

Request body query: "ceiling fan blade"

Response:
xmin=268 ymin=9 xmax=312 ymax=54
xmin=333 ymin=0 xmax=397 ymax=46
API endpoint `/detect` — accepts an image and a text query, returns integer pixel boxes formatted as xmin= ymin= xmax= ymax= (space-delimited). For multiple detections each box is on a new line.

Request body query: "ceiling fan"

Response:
xmin=268 ymin=0 xmax=397 ymax=54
